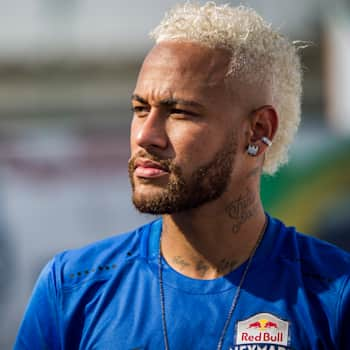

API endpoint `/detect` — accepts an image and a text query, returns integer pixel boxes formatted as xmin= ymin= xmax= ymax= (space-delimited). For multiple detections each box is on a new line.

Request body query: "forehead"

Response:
xmin=134 ymin=41 xmax=232 ymax=102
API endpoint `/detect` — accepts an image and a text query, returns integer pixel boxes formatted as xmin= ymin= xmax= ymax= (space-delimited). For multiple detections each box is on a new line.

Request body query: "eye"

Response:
xmin=131 ymin=105 xmax=149 ymax=117
xmin=170 ymin=108 xmax=198 ymax=118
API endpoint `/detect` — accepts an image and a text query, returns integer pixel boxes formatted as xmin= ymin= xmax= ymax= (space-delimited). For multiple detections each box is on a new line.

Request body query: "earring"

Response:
xmin=261 ymin=136 xmax=272 ymax=146
xmin=247 ymin=144 xmax=259 ymax=156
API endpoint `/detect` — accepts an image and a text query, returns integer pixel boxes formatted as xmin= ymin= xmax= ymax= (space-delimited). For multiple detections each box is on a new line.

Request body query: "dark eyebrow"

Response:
xmin=131 ymin=94 xmax=148 ymax=104
xmin=131 ymin=94 xmax=204 ymax=110
xmin=159 ymin=98 xmax=204 ymax=109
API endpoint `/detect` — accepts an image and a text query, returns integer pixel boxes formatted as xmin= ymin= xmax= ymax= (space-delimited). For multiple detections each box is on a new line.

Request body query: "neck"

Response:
xmin=160 ymin=186 xmax=266 ymax=279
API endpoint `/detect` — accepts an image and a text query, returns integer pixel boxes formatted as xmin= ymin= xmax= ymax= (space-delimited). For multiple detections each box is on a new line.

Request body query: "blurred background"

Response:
xmin=0 ymin=0 xmax=349 ymax=347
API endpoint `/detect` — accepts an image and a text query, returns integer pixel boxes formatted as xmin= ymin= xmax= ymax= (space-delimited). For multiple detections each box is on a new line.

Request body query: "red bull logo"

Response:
xmin=241 ymin=331 xmax=284 ymax=343
xmin=235 ymin=313 xmax=290 ymax=348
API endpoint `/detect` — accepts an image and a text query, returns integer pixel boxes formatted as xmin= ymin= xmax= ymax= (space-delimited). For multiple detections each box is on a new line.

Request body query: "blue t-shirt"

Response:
xmin=14 ymin=215 xmax=350 ymax=349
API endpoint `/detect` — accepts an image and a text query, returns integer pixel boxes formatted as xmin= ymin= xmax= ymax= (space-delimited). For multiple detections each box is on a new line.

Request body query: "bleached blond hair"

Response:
xmin=151 ymin=1 xmax=303 ymax=174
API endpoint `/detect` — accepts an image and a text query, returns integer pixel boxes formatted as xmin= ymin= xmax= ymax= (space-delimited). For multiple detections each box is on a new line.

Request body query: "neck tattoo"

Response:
xmin=158 ymin=217 xmax=267 ymax=350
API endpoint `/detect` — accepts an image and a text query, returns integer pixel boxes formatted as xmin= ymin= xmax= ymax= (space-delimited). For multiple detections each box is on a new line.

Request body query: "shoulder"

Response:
xmin=269 ymin=216 xmax=350 ymax=348
xmin=270 ymin=216 xmax=350 ymax=299
xmin=274 ymin=217 xmax=350 ymax=276
xmin=48 ymin=219 xmax=160 ymax=290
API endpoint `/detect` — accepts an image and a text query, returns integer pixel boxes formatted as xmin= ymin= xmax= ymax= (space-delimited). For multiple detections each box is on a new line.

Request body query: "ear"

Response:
xmin=247 ymin=105 xmax=278 ymax=155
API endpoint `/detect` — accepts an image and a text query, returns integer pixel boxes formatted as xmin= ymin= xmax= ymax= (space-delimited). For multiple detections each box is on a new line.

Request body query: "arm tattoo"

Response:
xmin=225 ymin=188 xmax=258 ymax=234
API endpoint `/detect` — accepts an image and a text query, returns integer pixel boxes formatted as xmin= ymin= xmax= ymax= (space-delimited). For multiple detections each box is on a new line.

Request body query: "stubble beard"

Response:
xmin=128 ymin=136 xmax=238 ymax=215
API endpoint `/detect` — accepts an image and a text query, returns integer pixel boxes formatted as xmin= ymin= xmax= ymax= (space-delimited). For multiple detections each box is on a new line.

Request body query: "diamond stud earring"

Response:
xmin=247 ymin=144 xmax=259 ymax=156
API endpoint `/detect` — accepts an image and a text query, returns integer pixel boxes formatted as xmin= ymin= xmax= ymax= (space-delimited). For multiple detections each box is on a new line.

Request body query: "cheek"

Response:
xmin=129 ymin=118 xmax=140 ymax=151
xmin=170 ymin=123 xmax=217 ymax=162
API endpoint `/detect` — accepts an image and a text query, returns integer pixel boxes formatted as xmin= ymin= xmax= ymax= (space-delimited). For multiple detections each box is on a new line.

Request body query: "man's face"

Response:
xmin=129 ymin=41 xmax=246 ymax=214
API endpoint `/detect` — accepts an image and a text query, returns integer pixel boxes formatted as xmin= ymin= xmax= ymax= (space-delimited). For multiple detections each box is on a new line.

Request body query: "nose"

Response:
xmin=132 ymin=108 xmax=168 ymax=150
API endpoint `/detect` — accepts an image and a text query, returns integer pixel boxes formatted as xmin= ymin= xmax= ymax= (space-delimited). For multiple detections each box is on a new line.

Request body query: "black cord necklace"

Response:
xmin=158 ymin=218 xmax=267 ymax=350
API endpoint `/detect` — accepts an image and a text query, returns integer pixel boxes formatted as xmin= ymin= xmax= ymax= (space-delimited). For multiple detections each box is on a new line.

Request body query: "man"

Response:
xmin=15 ymin=2 xmax=350 ymax=350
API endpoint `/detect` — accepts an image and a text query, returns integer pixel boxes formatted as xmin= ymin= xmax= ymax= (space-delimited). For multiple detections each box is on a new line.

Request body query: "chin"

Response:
xmin=133 ymin=181 xmax=168 ymax=195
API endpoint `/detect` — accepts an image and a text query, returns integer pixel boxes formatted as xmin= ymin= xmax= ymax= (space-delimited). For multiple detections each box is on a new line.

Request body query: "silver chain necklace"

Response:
xmin=158 ymin=218 xmax=267 ymax=350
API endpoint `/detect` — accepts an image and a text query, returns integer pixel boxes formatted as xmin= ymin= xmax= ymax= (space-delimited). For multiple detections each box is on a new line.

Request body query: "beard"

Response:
xmin=128 ymin=135 xmax=238 ymax=215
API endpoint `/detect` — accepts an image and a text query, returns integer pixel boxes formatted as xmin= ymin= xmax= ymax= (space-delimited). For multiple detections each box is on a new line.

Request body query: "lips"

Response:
xmin=133 ymin=158 xmax=169 ymax=178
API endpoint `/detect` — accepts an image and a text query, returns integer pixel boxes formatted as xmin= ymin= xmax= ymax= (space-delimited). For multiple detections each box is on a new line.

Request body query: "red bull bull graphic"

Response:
xmin=247 ymin=319 xmax=279 ymax=330
xmin=248 ymin=321 xmax=261 ymax=329
xmin=265 ymin=322 xmax=278 ymax=329
xmin=234 ymin=313 xmax=291 ymax=350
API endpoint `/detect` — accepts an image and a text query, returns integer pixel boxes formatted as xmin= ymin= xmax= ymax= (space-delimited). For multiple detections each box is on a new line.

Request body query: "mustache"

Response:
xmin=128 ymin=151 xmax=174 ymax=172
